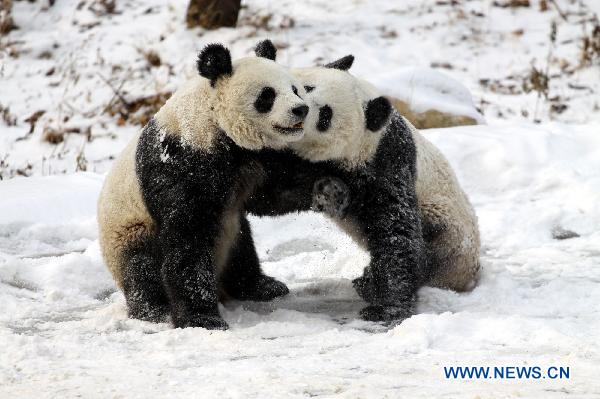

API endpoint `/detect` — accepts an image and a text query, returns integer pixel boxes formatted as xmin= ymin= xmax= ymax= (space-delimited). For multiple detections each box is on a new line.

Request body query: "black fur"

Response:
xmin=247 ymin=149 xmax=341 ymax=216
xmin=292 ymin=104 xmax=309 ymax=118
xmin=121 ymin=234 xmax=169 ymax=322
xmin=220 ymin=215 xmax=289 ymax=300
xmin=316 ymin=105 xmax=333 ymax=132
xmin=365 ymin=96 xmax=392 ymax=132
xmin=324 ymin=55 xmax=354 ymax=71
xmin=248 ymin=111 xmax=425 ymax=325
xmin=197 ymin=43 xmax=233 ymax=86
xmin=254 ymin=87 xmax=276 ymax=113
xmin=255 ymin=39 xmax=277 ymax=61
xmin=133 ymin=119 xmax=288 ymax=329
xmin=312 ymin=177 xmax=350 ymax=218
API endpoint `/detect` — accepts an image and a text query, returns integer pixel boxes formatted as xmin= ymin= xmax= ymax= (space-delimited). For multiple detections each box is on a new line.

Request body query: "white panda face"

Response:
xmin=289 ymin=67 xmax=391 ymax=169
xmin=214 ymin=57 xmax=309 ymax=149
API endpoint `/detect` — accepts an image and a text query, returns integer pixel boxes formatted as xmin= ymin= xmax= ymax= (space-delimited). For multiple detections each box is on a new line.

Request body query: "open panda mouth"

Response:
xmin=273 ymin=121 xmax=304 ymax=135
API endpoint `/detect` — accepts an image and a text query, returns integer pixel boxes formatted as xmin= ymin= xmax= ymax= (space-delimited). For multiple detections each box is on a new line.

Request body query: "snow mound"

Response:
xmin=371 ymin=67 xmax=484 ymax=123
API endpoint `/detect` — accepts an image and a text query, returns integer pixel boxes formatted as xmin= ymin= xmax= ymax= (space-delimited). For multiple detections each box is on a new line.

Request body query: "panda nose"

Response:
xmin=292 ymin=105 xmax=309 ymax=119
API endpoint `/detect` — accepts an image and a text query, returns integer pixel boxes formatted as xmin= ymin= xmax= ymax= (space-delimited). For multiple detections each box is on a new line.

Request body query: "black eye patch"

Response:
xmin=292 ymin=85 xmax=300 ymax=97
xmin=317 ymin=105 xmax=333 ymax=132
xmin=304 ymin=85 xmax=315 ymax=93
xmin=254 ymin=87 xmax=276 ymax=113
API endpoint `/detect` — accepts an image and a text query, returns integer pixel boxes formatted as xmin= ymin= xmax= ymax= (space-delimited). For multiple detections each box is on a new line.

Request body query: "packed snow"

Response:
xmin=1 ymin=122 xmax=600 ymax=397
xmin=2 ymin=0 xmax=600 ymax=397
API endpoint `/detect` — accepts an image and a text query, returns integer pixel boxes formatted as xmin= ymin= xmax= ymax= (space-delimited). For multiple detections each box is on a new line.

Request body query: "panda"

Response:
xmin=247 ymin=46 xmax=426 ymax=324
xmin=97 ymin=41 xmax=310 ymax=330
xmin=248 ymin=46 xmax=481 ymax=324
xmin=293 ymin=58 xmax=482 ymax=295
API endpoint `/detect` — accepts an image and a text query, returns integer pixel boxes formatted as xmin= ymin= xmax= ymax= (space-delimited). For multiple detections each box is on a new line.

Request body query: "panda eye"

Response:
xmin=304 ymin=85 xmax=315 ymax=93
xmin=317 ymin=105 xmax=333 ymax=132
xmin=254 ymin=86 xmax=276 ymax=113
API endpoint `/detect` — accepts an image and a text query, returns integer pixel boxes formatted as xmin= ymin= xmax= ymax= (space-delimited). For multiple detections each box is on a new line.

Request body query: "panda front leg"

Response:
xmin=358 ymin=203 xmax=426 ymax=325
xmin=220 ymin=213 xmax=289 ymax=301
xmin=160 ymin=227 xmax=228 ymax=330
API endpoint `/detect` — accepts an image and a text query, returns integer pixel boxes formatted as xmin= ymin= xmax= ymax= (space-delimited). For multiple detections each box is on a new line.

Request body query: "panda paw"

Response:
xmin=359 ymin=304 xmax=413 ymax=325
xmin=174 ymin=314 xmax=229 ymax=330
xmin=352 ymin=275 xmax=375 ymax=303
xmin=128 ymin=303 xmax=170 ymax=323
xmin=312 ymin=177 xmax=350 ymax=219
xmin=230 ymin=275 xmax=290 ymax=302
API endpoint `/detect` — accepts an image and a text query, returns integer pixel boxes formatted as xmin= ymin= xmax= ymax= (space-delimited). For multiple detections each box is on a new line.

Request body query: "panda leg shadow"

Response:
xmin=220 ymin=214 xmax=289 ymax=302
xmin=122 ymin=235 xmax=170 ymax=323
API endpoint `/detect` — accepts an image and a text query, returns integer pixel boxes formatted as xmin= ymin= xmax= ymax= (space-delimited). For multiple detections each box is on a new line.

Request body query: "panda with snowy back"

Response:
xmin=249 ymin=45 xmax=481 ymax=324
xmin=292 ymin=57 xmax=481 ymax=295
xmin=98 ymin=42 xmax=310 ymax=330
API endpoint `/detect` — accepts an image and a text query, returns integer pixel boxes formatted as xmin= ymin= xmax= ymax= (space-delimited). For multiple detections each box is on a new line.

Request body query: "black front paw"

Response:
xmin=226 ymin=275 xmax=289 ymax=302
xmin=359 ymin=304 xmax=413 ymax=325
xmin=246 ymin=275 xmax=289 ymax=301
xmin=173 ymin=314 xmax=229 ymax=330
xmin=312 ymin=177 xmax=350 ymax=218
xmin=352 ymin=275 xmax=375 ymax=303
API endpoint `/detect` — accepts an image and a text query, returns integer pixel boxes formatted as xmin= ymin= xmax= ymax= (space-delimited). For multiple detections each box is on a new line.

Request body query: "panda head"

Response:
xmin=286 ymin=56 xmax=392 ymax=168
xmin=197 ymin=41 xmax=308 ymax=150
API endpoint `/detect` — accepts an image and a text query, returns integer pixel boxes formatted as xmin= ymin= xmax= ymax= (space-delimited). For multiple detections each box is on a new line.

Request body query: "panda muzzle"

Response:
xmin=274 ymin=121 xmax=304 ymax=135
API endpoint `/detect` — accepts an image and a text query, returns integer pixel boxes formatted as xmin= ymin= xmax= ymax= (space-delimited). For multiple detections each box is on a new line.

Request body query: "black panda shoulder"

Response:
xmin=136 ymin=119 xmax=239 ymax=171
xmin=135 ymin=118 xmax=248 ymax=219
xmin=374 ymin=110 xmax=417 ymax=171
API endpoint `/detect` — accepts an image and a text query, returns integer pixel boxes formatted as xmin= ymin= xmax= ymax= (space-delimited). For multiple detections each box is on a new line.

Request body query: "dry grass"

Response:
xmin=580 ymin=16 xmax=600 ymax=66
xmin=1 ymin=103 xmax=17 ymax=126
xmin=105 ymin=91 xmax=172 ymax=127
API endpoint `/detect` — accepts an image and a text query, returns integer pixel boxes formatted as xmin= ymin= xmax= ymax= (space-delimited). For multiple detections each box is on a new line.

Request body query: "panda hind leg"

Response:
xmin=353 ymin=219 xmax=445 ymax=302
xmin=122 ymin=234 xmax=170 ymax=322
xmin=220 ymin=215 xmax=289 ymax=301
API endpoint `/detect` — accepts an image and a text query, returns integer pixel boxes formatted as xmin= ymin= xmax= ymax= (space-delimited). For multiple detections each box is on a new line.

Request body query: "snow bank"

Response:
xmin=371 ymin=67 xmax=484 ymax=123
xmin=1 ymin=122 xmax=599 ymax=397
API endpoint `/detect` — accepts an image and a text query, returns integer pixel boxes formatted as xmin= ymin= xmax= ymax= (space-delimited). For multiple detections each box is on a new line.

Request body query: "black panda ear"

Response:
xmin=324 ymin=55 xmax=354 ymax=71
xmin=197 ymin=43 xmax=232 ymax=86
xmin=255 ymin=39 xmax=277 ymax=61
xmin=365 ymin=96 xmax=392 ymax=132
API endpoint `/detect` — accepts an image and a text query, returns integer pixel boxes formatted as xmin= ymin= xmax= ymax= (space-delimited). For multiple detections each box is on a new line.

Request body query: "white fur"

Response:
xmin=289 ymin=68 xmax=385 ymax=169
xmin=97 ymin=132 xmax=153 ymax=289
xmin=155 ymin=57 xmax=308 ymax=151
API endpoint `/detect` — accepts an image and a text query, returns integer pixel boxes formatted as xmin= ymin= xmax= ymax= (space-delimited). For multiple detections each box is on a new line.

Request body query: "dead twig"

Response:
xmin=548 ymin=0 xmax=567 ymax=22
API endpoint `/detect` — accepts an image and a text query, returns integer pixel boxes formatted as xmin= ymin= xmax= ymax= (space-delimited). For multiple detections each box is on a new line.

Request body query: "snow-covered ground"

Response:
xmin=1 ymin=0 xmax=599 ymax=177
xmin=2 ymin=0 xmax=600 ymax=397
xmin=1 ymin=123 xmax=600 ymax=397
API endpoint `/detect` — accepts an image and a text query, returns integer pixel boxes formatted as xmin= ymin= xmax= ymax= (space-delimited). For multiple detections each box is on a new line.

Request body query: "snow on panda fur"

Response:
xmin=292 ymin=57 xmax=481 ymax=294
xmin=97 ymin=41 xmax=310 ymax=330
